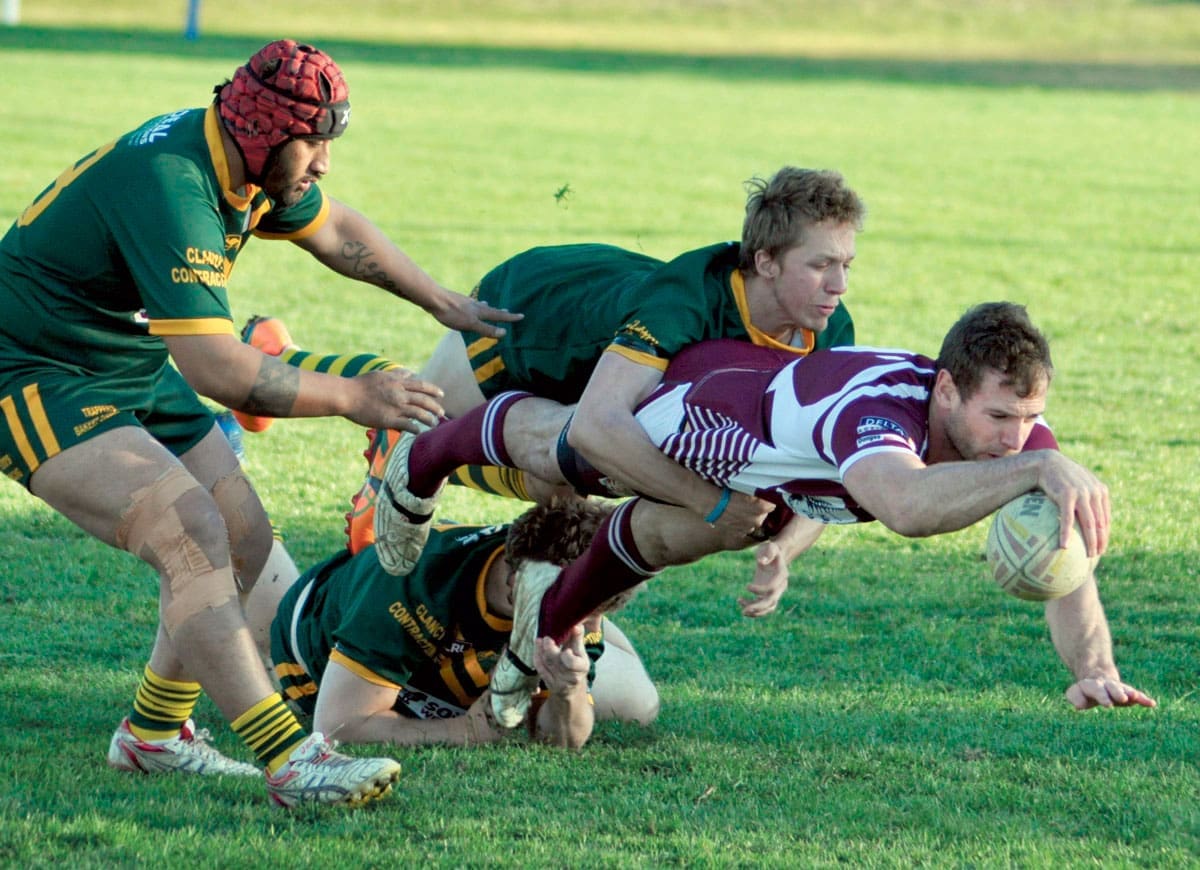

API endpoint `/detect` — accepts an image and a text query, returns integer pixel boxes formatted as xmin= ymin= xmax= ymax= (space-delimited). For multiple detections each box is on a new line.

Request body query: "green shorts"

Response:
xmin=0 ymin=353 xmax=212 ymax=489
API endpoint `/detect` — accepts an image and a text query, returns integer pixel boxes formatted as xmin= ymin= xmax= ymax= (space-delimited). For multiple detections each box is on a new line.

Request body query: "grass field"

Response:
xmin=1 ymin=2 xmax=1198 ymax=866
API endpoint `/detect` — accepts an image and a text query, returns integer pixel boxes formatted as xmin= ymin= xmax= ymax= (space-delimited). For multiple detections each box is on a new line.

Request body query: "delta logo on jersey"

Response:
xmin=855 ymin=415 xmax=914 ymax=451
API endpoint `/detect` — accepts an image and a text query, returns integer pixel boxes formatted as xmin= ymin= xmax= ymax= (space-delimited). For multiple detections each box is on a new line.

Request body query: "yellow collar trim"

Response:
xmin=475 ymin=546 xmax=514 ymax=632
xmin=204 ymin=105 xmax=260 ymax=210
xmin=729 ymin=270 xmax=815 ymax=354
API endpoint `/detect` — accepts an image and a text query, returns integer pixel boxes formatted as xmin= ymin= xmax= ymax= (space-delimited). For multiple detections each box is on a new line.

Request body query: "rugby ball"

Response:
xmin=986 ymin=491 xmax=1095 ymax=601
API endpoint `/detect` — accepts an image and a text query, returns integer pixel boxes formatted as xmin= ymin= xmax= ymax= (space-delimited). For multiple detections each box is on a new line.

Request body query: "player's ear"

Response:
xmin=932 ymin=369 xmax=960 ymax=410
xmin=753 ymin=248 xmax=780 ymax=279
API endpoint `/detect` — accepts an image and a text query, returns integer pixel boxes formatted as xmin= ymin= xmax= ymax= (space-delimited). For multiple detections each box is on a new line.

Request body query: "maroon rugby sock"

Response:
xmin=538 ymin=499 xmax=659 ymax=644
xmin=408 ymin=391 xmax=533 ymax=496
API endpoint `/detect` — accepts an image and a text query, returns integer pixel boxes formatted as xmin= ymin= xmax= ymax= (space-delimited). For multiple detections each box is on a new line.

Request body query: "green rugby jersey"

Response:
xmin=463 ymin=242 xmax=854 ymax=403
xmin=0 ymin=105 xmax=327 ymax=372
xmin=273 ymin=523 xmax=516 ymax=717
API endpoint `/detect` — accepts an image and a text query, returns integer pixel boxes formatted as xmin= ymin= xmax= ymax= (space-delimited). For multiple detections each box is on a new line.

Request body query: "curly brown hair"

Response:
xmin=503 ymin=498 xmax=615 ymax=573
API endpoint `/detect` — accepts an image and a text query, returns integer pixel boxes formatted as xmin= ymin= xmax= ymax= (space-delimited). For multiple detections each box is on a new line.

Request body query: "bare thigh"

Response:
xmin=418 ymin=331 xmax=487 ymax=418
xmin=31 ymin=426 xmax=197 ymax=545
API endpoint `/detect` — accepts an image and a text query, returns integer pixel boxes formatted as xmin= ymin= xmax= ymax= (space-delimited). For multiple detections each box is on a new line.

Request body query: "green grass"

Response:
xmin=1 ymin=2 xmax=1199 ymax=866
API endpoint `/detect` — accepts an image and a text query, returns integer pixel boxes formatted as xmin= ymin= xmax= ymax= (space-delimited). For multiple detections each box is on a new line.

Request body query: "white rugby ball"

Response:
xmin=986 ymin=491 xmax=1096 ymax=601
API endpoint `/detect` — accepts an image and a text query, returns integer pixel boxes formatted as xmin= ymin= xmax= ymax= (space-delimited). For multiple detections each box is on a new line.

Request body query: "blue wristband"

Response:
xmin=704 ymin=487 xmax=732 ymax=525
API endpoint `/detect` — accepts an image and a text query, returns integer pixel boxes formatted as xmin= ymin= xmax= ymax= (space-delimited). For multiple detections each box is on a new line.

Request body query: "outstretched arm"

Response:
xmin=296 ymin=196 xmax=523 ymax=338
xmin=166 ymin=331 xmax=444 ymax=433
xmin=843 ymin=449 xmax=1110 ymax=556
xmin=312 ymin=659 xmax=505 ymax=746
xmin=1044 ymin=576 xmax=1156 ymax=710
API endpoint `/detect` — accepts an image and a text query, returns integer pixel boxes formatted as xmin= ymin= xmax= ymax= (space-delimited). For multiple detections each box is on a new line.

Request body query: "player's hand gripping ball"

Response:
xmin=986 ymin=491 xmax=1097 ymax=601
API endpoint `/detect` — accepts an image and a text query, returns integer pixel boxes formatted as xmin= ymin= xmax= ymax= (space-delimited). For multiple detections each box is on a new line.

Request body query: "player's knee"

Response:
xmin=555 ymin=424 xmax=633 ymax=498
xmin=595 ymin=678 xmax=660 ymax=725
xmin=620 ymin=684 xmax=661 ymax=726
xmin=116 ymin=466 xmax=224 ymax=562
xmin=115 ymin=465 xmax=238 ymax=636
xmin=211 ymin=468 xmax=272 ymax=586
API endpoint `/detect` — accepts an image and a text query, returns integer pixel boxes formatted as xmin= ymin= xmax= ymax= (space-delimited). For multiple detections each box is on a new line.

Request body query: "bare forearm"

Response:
xmin=568 ymin=352 xmax=724 ymax=515
xmin=773 ymin=514 xmax=825 ymax=560
xmin=316 ymin=707 xmax=478 ymax=747
xmin=570 ymin=411 xmax=720 ymax=513
xmin=1044 ymin=577 xmax=1119 ymax=681
xmin=233 ymin=355 xmax=372 ymax=420
xmin=848 ymin=452 xmax=1047 ymax=537
xmin=309 ymin=204 xmax=450 ymax=314
xmin=170 ymin=333 xmax=351 ymax=419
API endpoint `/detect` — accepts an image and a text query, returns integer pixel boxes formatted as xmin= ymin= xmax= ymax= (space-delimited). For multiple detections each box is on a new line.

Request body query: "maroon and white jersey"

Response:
xmin=634 ymin=339 xmax=1058 ymax=525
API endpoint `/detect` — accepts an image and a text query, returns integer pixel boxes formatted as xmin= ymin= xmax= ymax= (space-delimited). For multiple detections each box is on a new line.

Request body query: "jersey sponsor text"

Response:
xmin=387 ymin=601 xmax=440 ymax=657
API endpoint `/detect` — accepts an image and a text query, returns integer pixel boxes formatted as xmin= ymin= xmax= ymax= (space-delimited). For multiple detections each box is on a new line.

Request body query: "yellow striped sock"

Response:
xmin=449 ymin=465 xmax=532 ymax=501
xmin=128 ymin=666 xmax=202 ymax=740
xmin=277 ymin=347 xmax=400 ymax=377
xmin=231 ymin=693 xmax=307 ymax=775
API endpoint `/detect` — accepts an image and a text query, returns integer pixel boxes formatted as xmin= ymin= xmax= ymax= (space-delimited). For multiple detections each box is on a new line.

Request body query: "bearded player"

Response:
xmin=484 ymin=303 xmax=1156 ymax=726
xmin=0 ymin=39 xmax=517 ymax=807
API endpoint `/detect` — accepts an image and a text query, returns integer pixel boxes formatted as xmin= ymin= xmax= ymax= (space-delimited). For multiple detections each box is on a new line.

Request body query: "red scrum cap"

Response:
xmin=214 ymin=39 xmax=351 ymax=182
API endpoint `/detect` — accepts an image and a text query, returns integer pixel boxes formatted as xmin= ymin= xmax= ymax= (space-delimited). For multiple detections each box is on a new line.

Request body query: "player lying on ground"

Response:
xmin=473 ymin=302 xmax=1157 ymax=726
xmin=0 ymin=38 xmax=517 ymax=808
xmin=270 ymin=499 xmax=658 ymax=748
xmin=232 ymin=166 xmax=865 ymax=576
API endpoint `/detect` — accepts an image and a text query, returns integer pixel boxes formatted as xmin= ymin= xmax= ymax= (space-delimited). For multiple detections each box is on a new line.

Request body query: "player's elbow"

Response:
xmin=855 ymin=486 xmax=942 ymax=538
xmin=874 ymin=505 xmax=941 ymax=539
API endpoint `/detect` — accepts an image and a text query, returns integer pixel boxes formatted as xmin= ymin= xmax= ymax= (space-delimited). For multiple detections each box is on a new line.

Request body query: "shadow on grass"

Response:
xmin=3 ymin=24 xmax=1199 ymax=92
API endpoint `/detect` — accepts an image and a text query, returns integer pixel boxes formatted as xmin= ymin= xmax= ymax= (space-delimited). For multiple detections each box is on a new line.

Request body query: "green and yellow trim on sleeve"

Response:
xmin=147 ymin=317 xmax=237 ymax=337
xmin=729 ymin=270 xmax=816 ymax=355
xmin=252 ymin=193 xmax=330 ymax=241
xmin=602 ymin=342 xmax=669 ymax=371
xmin=329 ymin=648 xmax=403 ymax=690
